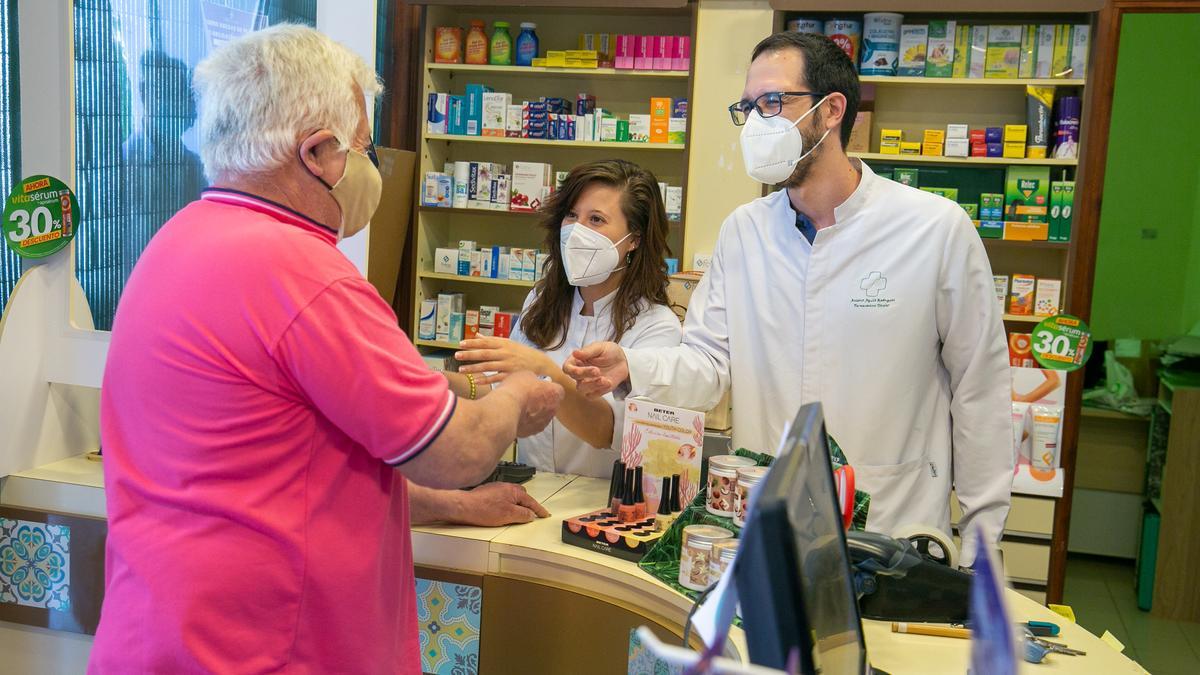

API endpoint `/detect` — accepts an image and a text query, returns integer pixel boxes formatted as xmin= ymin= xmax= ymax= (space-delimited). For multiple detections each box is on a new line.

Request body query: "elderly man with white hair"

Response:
xmin=90 ymin=25 xmax=563 ymax=673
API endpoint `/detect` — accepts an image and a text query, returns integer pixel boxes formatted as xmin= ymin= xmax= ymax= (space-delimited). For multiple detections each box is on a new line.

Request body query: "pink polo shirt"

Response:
xmin=91 ymin=189 xmax=455 ymax=674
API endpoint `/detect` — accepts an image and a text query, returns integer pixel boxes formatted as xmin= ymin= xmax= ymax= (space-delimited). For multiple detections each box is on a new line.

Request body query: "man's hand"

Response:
xmin=455 ymin=482 xmax=551 ymax=526
xmin=562 ymin=341 xmax=629 ymax=398
xmin=498 ymin=370 xmax=564 ymax=437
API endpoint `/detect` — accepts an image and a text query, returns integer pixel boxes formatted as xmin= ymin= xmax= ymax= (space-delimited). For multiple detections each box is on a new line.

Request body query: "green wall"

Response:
xmin=1091 ymin=13 xmax=1200 ymax=340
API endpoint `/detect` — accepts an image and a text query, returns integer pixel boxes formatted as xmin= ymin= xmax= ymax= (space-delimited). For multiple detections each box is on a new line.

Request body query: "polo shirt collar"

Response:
xmin=201 ymin=188 xmax=339 ymax=243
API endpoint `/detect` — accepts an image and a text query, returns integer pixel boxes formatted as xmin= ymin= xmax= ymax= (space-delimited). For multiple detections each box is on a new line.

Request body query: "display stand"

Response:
xmin=407 ymin=1 xmax=696 ymax=338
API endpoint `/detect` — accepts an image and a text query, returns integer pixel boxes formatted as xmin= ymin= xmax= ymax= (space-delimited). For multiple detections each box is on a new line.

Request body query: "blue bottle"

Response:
xmin=515 ymin=22 xmax=539 ymax=67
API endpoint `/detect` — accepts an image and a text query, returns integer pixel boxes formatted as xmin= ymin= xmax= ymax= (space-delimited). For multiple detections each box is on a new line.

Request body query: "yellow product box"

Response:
xmin=545 ymin=50 xmax=567 ymax=67
xmin=649 ymin=97 xmax=671 ymax=143
xmin=880 ymin=141 xmax=901 ymax=155
xmin=1003 ymin=221 xmax=1049 ymax=241
xmin=952 ymin=24 xmax=971 ymax=78
xmin=985 ymin=25 xmax=1021 ymax=78
xmin=1009 ymin=274 xmax=1037 ymax=315
xmin=566 ymin=50 xmax=599 ymax=60
xmin=922 ymin=142 xmax=944 ymax=156
xmin=565 ymin=58 xmax=599 ymax=69
xmin=880 ymin=128 xmax=904 ymax=144
xmin=900 ymin=142 xmax=922 ymax=155
xmin=1004 ymin=124 xmax=1028 ymax=143
xmin=531 ymin=58 xmax=548 ymax=68
xmin=1003 ymin=142 xmax=1026 ymax=159
xmin=923 ymin=129 xmax=946 ymax=144
xmin=1052 ymin=25 xmax=1072 ymax=77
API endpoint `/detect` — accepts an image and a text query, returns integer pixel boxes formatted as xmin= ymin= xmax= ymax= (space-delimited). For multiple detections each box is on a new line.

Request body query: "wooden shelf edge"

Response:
xmin=427 ymin=63 xmax=689 ymax=79
xmin=425 ymin=133 xmax=686 ymax=151
xmin=853 ymin=152 xmax=1078 ymax=167
xmin=860 ymin=76 xmax=1086 ymax=87
xmin=1003 ymin=314 xmax=1045 ymax=324
xmin=419 ymin=272 xmax=538 ymax=288
xmin=414 ymin=339 xmax=460 ymax=350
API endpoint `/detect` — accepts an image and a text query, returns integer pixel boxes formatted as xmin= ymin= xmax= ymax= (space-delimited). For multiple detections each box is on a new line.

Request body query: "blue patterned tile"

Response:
xmin=628 ymin=629 xmax=684 ymax=675
xmin=0 ymin=518 xmax=71 ymax=611
xmin=416 ymin=578 xmax=481 ymax=675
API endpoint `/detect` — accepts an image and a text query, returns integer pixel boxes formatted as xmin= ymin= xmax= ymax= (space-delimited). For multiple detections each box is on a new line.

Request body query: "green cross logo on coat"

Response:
xmin=860 ymin=271 xmax=888 ymax=298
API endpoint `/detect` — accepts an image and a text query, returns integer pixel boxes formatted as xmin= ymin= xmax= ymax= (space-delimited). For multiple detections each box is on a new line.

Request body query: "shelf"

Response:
xmin=860 ymin=76 xmax=1086 ymax=87
xmin=1081 ymin=406 xmax=1149 ymax=421
xmin=427 ymin=63 xmax=688 ymax=79
xmin=415 ymin=339 xmax=461 ymax=350
xmin=419 ymin=206 xmax=539 ymax=218
xmin=1003 ymin=314 xmax=1045 ymax=324
xmin=419 ymin=272 xmax=537 ymax=288
xmin=981 ymin=239 xmax=1070 ymax=251
xmin=426 ymin=133 xmax=686 ymax=151
xmin=853 ymin=152 xmax=1077 ymax=167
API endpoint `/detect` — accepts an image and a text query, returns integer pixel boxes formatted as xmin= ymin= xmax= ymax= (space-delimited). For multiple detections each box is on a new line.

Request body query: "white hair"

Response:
xmin=192 ymin=24 xmax=383 ymax=179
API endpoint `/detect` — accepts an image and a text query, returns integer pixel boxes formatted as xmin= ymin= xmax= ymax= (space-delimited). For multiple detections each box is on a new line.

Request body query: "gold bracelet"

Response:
xmin=466 ymin=372 xmax=477 ymax=400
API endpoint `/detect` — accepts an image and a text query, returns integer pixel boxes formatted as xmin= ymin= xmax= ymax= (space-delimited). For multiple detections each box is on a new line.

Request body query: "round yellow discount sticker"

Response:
xmin=3 ymin=175 xmax=81 ymax=259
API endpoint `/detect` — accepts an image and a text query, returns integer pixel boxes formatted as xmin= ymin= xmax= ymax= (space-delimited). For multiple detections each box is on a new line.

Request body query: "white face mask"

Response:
xmin=739 ymin=95 xmax=832 ymax=185
xmin=559 ymin=222 xmax=633 ymax=287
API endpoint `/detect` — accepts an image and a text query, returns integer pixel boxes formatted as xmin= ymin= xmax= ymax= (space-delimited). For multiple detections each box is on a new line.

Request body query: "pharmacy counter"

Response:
xmin=2 ymin=459 xmax=1146 ymax=674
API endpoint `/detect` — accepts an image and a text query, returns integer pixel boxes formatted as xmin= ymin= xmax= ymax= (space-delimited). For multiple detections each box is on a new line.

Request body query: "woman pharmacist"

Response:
xmin=448 ymin=159 xmax=682 ymax=477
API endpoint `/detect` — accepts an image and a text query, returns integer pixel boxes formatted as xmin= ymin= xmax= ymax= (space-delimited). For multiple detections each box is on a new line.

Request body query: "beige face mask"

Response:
xmin=317 ymin=147 xmax=382 ymax=240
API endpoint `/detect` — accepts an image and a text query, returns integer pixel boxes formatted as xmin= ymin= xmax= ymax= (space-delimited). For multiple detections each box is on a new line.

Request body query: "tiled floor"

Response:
xmin=1064 ymin=554 xmax=1200 ymax=674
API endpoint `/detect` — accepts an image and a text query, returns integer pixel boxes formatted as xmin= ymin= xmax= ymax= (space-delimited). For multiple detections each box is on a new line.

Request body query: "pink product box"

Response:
xmin=653 ymin=36 xmax=675 ymax=70
xmin=672 ymin=36 xmax=691 ymax=71
xmin=635 ymin=35 xmax=653 ymax=70
xmin=615 ymin=34 xmax=635 ymax=70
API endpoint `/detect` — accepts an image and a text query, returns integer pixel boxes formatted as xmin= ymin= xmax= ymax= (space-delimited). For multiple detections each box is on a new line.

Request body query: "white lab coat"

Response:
xmin=625 ymin=162 xmax=1013 ymax=563
xmin=513 ymin=288 xmax=682 ymax=478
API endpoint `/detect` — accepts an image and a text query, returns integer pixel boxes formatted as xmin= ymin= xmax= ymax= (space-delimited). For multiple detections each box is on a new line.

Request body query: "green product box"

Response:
xmin=920 ymin=186 xmax=959 ymax=202
xmin=1060 ymin=181 xmax=1075 ymax=242
xmin=977 ymin=220 xmax=1004 ymax=238
xmin=985 ymin=25 xmax=1021 ymax=79
xmin=894 ymin=167 xmax=920 ymax=187
xmin=951 ymin=24 xmax=971 ymax=78
xmin=1004 ymin=166 xmax=1051 ymax=222
xmin=925 ymin=20 xmax=956 ymax=78
xmin=876 ymin=169 xmax=894 ymax=181
xmin=616 ymin=120 xmax=630 ymax=142
xmin=1049 ymin=182 xmax=1065 ymax=240
xmin=980 ymin=193 xmax=1004 ymax=220
xmin=960 ymin=203 xmax=979 ymax=219
xmin=1018 ymin=25 xmax=1037 ymax=78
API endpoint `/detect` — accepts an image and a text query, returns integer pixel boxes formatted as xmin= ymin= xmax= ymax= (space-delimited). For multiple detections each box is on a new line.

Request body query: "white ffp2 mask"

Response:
xmin=559 ymin=222 xmax=632 ymax=287
xmin=739 ymin=95 xmax=831 ymax=185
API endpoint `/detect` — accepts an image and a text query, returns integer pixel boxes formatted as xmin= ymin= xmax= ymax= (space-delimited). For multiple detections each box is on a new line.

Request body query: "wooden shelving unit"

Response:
xmin=772 ymin=2 xmax=1106 ymax=606
xmin=410 ymin=2 xmax=697 ymax=343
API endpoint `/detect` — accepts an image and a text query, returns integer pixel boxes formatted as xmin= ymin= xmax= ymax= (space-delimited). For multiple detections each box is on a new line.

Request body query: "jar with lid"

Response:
xmin=708 ymin=539 xmax=739 ymax=586
xmin=464 ymin=20 xmax=488 ymax=65
xmin=733 ymin=466 xmax=769 ymax=528
xmin=706 ymin=455 xmax=756 ymax=517
xmin=679 ymin=525 xmax=734 ymax=591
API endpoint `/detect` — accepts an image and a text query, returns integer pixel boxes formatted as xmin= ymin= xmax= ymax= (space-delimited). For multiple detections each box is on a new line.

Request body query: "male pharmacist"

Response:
xmin=565 ymin=32 xmax=1013 ymax=564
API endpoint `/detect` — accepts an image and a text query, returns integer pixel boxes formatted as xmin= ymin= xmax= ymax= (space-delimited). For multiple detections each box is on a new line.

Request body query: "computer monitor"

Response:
xmin=733 ymin=403 xmax=866 ymax=674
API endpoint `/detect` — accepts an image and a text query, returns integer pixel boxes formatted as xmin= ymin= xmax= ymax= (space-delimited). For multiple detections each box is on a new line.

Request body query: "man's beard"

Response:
xmin=780 ymin=121 xmax=828 ymax=189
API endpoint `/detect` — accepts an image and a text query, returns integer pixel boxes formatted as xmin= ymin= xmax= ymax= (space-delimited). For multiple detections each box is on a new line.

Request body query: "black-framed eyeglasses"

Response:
xmin=728 ymin=91 xmax=828 ymax=126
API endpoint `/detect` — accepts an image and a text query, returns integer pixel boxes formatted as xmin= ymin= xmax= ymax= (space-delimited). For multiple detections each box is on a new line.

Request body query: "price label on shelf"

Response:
xmin=3 ymin=175 xmax=80 ymax=259
xmin=1032 ymin=313 xmax=1093 ymax=371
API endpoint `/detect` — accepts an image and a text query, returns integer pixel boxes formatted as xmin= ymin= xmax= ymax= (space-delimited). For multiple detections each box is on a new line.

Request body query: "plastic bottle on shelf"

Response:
xmin=490 ymin=21 xmax=513 ymax=66
xmin=515 ymin=22 xmax=539 ymax=67
xmin=465 ymin=20 xmax=488 ymax=65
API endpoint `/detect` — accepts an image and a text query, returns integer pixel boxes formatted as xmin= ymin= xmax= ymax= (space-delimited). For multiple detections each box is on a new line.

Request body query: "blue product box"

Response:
xmin=665 ymin=258 xmax=679 ymax=275
xmin=985 ymin=127 xmax=1002 ymax=143
xmin=447 ymin=95 xmax=466 ymax=135
xmin=465 ymin=84 xmax=493 ymax=136
xmin=986 ymin=142 xmax=1003 ymax=157
xmin=672 ymin=98 xmax=688 ymax=118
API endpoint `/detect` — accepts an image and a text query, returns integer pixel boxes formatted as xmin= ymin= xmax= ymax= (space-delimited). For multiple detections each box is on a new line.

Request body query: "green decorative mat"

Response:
xmin=638 ymin=441 xmax=871 ymax=601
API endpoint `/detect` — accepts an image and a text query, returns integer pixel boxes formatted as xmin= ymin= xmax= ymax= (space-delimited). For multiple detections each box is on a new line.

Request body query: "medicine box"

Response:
xmin=960 ymin=203 xmax=978 ymax=219
xmin=986 ymin=142 xmax=1003 ymax=157
xmin=668 ymin=116 xmax=687 ymax=144
xmin=1003 ymin=142 xmax=1026 ymax=159
xmin=897 ymin=24 xmax=928 ymax=77
xmin=447 ymin=95 xmax=466 ymax=135
xmin=1071 ymin=25 xmax=1090 ymax=78
xmin=635 ymin=35 xmax=653 ymax=70
xmin=654 ymin=36 xmax=674 ymax=71
xmin=920 ymin=187 xmax=959 ymax=202
xmin=1003 ymin=124 xmax=1028 ymax=143
xmin=985 ymin=127 xmax=1003 ymax=143
xmin=924 ymin=20 xmax=956 ymax=78
xmin=880 ymin=128 xmax=903 ymax=144
xmin=464 ymin=310 xmax=479 ymax=340
xmin=1052 ymin=25 xmax=1072 ymax=77
xmin=418 ymin=299 xmax=437 ymax=341
xmin=469 ymin=250 xmax=482 ymax=277
xmin=434 ymin=247 xmax=457 ymax=275
xmin=977 ymin=220 xmax=1004 ymax=239
xmin=479 ymin=306 xmax=499 ymax=336
xmin=880 ymin=142 xmax=901 ymax=155
xmin=1034 ymin=278 xmax=1062 ymax=317
xmin=506 ymin=104 xmax=524 ymax=138
xmin=511 ymin=161 xmax=552 ymax=212
xmin=1009 ymin=275 xmax=1037 ymax=315
xmin=946 ymin=124 xmax=969 ymax=140
xmin=1003 ymin=221 xmax=1050 ymax=241
xmin=448 ymin=312 xmax=465 ymax=343
xmin=985 ymin=25 xmax=1021 ymax=78
xmin=1035 ymin=25 xmax=1055 ymax=78
xmin=422 ymin=172 xmax=451 ymax=207
xmin=673 ymin=36 xmax=691 ymax=71
xmin=923 ymin=129 xmax=946 ymax=144
xmin=993 ymin=275 xmax=1009 ymax=310
xmin=969 ymin=25 xmax=989 ymax=78
xmin=894 ymin=167 xmax=919 ymax=187
xmin=900 ymin=142 xmax=921 ymax=155
xmin=427 ymin=93 xmax=448 ymax=135
xmin=945 ymin=138 xmax=969 ymax=157
xmin=1018 ymin=25 xmax=1037 ymax=78
xmin=980 ymin=193 xmax=1004 ymax=220
xmin=650 ymin=97 xmax=672 ymax=143
xmin=464 ymin=84 xmax=493 ymax=136
xmin=922 ymin=142 xmax=944 ymax=156
xmin=952 ymin=24 xmax=971 ymax=78
xmin=665 ymin=186 xmax=683 ymax=220
xmin=1005 ymin=166 xmax=1051 ymax=222
xmin=1050 ymin=181 xmax=1075 ymax=242
xmin=482 ymin=92 xmax=510 ymax=137
xmin=628 ymin=114 xmax=651 ymax=143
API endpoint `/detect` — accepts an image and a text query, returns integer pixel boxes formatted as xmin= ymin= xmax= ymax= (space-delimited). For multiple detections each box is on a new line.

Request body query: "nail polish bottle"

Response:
xmin=608 ymin=460 xmax=625 ymax=514
xmin=617 ymin=468 xmax=638 ymax=523
xmin=670 ymin=473 xmax=682 ymax=513
xmin=655 ymin=476 xmax=674 ymax=532
xmin=633 ymin=466 xmax=646 ymax=520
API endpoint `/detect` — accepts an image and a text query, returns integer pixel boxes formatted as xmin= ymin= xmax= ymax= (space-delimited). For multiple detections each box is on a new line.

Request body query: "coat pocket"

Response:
xmin=850 ymin=455 xmax=943 ymax=537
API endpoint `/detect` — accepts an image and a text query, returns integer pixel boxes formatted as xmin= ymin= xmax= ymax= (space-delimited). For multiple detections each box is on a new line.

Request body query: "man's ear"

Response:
xmin=823 ymin=93 xmax=847 ymax=132
xmin=298 ymin=129 xmax=339 ymax=179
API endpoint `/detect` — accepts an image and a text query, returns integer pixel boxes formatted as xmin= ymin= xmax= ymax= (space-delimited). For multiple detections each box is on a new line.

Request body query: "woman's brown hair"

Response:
xmin=520 ymin=159 xmax=672 ymax=351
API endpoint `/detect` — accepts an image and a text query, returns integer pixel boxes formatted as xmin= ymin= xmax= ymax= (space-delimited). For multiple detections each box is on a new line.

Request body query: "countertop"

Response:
xmin=1 ymin=458 xmax=1147 ymax=673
